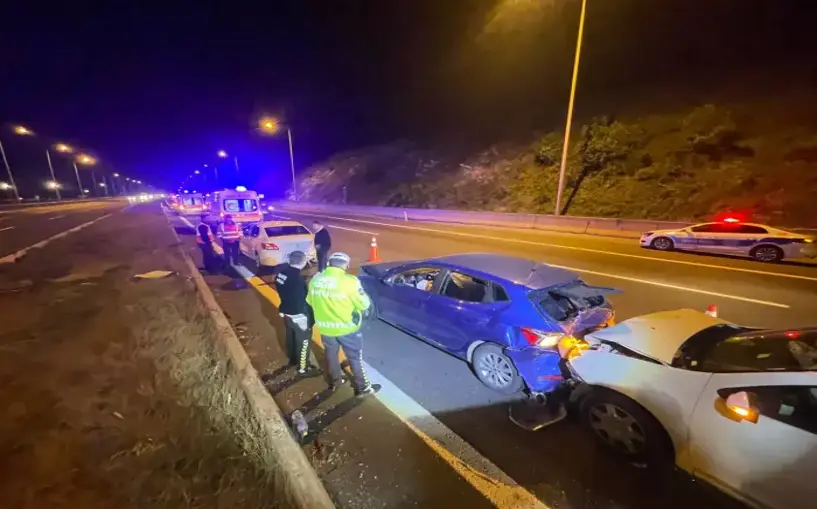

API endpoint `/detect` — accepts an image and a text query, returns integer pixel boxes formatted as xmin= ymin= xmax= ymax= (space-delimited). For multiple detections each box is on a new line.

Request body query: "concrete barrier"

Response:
xmin=0 ymin=197 xmax=125 ymax=211
xmin=272 ymin=202 xmax=691 ymax=239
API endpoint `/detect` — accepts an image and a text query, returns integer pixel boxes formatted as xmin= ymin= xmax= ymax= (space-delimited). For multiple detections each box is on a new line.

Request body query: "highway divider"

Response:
xmin=272 ymin=202 xmax=689 ymax=238
xmin=167 ymin=222 xmax=337 ymax=509
xmin=0 ymin=196 xmax=126 ymax=211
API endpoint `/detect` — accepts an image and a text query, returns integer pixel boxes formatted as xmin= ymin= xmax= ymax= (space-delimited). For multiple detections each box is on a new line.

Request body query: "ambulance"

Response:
xmin=205 ymin=187 xmax=263 ymax=225
xmin=175 ymin=192 xmax=208 ymax=216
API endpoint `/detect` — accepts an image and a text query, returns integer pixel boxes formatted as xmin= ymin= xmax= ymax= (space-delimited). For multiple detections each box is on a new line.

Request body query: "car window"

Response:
xmin=392 ymin=267 xmax=441 ymax=292
xmin=250 ymin=225 xmax=260 ymax=237
xmin=223 ymin=199 xmax=258 ymax=212
xmin=737 ymin=225 xmax=768 ymax=234
xmin=721 ymin=386 xmax=817 ymax=435
xmin=676 ymin=328 xmax=817 ymax=373
xmin=493 ymin=284 xmax=510 ymax=302
xmin=264 ymin=225 xmax=310 ymax=237
xmin=691 ymin=224 xmax=719 ymax=233
xmin=441 ymin=271 xmax=488 ymax=303
xmin=182 ymin=197 xmax=202 ymax=206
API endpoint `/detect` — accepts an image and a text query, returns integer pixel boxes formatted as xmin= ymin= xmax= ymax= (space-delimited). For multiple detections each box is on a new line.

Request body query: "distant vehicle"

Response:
xmin=640 ymin=218 xmax=816 ymax=262
xmin=358 ymin=253 xmax=619 ymax=394
xmin=175 ymin=192 xmax=207 ymax=216
xmin=239 ymin=220 xmax=316 ymax=269
xmin=564 ymin=309 xmax=817 ymax=509
xmin=205 ymin=186 xmax=262 ymax=225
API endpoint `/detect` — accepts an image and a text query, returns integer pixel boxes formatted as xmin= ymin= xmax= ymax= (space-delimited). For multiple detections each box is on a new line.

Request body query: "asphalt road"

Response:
xmin=0 ymin=200 xmax=128 ymax=259
xmin=164 ymin=207 xmax=817 ymax=509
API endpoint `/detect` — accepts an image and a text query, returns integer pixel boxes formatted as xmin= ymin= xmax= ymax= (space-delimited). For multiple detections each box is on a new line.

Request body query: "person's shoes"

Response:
xmin=296 ymin=365 xmax=322 ymax=378
xmin=354 ymin=384 xmax=381 ymax=398
xmin=328 ymin=378 xmax=348 ymax=392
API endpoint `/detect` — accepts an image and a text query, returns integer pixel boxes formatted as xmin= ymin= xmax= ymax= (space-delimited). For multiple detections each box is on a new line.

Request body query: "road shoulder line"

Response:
xmin=0 ymin=213 xmax=113 ymax=264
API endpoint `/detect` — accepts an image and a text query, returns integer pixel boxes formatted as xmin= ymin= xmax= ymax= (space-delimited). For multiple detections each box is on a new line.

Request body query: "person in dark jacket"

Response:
xmin=196 ymin=218 xmax=220 ymax=273
xmin=313 ymin=221 xmax=331 ymax=271
xmin=275 ymin=251 xmax=320 ymax=376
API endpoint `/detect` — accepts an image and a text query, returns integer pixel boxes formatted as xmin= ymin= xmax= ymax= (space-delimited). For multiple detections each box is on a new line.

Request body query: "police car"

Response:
xmin=640 ymin=219 xmax=816 ymax=262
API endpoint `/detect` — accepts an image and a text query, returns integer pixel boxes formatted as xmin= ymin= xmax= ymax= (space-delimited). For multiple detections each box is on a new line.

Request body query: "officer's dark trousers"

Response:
xmin=284 ymin=315 xmax=314 ymax=370
xmin=322 ymin=331 xmax=369 ymax=391
xmin=317 ymin=249 xmax=329 ymax=271
xmin=223 ymin=240 xmax=240 ymax=266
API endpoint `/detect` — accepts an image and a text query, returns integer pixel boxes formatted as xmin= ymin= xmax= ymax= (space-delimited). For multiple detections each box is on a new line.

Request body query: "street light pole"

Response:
xmin=234 ymin=156 xmax=240 ymax=174
xmin=554 ymin=0 xmax=587 ymax=216
xmin=72 ymin=162 xmax=83 ymax=197
xmin=45 ymin=149 xmax=61 ymax=200
xmin=0 ymin=140 xmax=20 ymax=201
xmin=287 ymin=127 xmax=297 ymax=201
xmin=90 ymin=172 xmax=98 ymax=196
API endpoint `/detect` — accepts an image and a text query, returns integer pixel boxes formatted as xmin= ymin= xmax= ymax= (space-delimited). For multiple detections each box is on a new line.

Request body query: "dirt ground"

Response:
xmin=0 ymin=207 xmax=289 ymax=509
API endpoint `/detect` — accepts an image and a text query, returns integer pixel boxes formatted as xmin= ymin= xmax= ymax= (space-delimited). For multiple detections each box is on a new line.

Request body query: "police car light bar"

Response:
xmin=722 ymin=217 xmax=740 ymax=223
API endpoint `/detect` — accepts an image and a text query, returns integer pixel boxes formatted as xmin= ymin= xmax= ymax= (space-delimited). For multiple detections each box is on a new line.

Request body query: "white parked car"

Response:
xmin=640 ymin=220 xmax=816 ymax=262
xmin=562 ymin=309 xmax=817 ymax=509
xmin=239 ymin=220 xmax=317 ymax=269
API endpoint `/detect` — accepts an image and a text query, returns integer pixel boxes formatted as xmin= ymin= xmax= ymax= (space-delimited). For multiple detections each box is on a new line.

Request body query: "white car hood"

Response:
xmin=584 ymin=308 xmax=728 ymax=364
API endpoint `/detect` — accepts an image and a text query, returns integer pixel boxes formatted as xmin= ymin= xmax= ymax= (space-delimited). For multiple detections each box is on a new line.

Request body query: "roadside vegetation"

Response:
xmin=0 ymin=211 xmax=291 ymax=509
xmin=296 ymin=94 xmax=817 ymax=227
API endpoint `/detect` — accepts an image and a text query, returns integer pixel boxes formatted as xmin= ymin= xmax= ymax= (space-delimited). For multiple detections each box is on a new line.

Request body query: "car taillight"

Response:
xmin=520 ymin=327 xmax=563 ymax=348
xmin=261 ymin=243 xmax=279 ymax=250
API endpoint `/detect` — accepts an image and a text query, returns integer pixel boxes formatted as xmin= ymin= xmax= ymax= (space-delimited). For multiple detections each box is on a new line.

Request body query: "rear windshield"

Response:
xmin=534 ymin=281 xmax=608 ymax=322
xmin=182 ymin=197 xmax=202 ymax=206
xmin=223 ymin=199 xmax=258 ymax=212
xmin=265 ymin=225 xmax=311 ymax=237
xmin=674 ymin=327 xmax=817 ymax=372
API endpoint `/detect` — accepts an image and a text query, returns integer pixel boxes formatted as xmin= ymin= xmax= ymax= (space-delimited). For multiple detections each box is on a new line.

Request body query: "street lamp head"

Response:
xmin=0 ymin=182 xmax=11 ymax=190
xmin=46 ymin=180 xmax=60 ymax=189
xmin=217 ymin=150 xmax=228 ymax=158
xmin=83 ymin=189 xmax=90 ymax=194
xmin=55 ymin=143 xmax=73 ymax=153
xmin=113 ymin=173 xmax=120 ymax=177
xmin=99 ymin=183 xmax=106 ymax=187
xmin=13 ymin=125 xmax=33 ymax=136
xmin=259 ymin=117 xmax=280 ymax=133
xmin=194 ymin=170 xmax=200 ymax=174
xmin=77 ymin=154 xmax=96 ymax=165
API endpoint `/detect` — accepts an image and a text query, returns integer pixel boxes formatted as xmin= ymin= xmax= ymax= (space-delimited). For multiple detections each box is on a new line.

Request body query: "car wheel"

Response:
xmin=650 ymin=236 xmax=675 ymax=251
xmin=580 ymin=389 xmax=673 ymax=469
xmin=472 ymin=343 xmax=523 ymax=394
xmin=750 ymin=245 xmax=783 ymax=263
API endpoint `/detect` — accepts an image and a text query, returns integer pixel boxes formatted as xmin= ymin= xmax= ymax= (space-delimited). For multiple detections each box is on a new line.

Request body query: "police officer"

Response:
xmin=220 ymin=214 xmax=242 ymax=266
xmin=307 ymin=252 xmax=378 ymax=397
xmin=195 ymin=216 xmax=219 ymax=273
xmin=275 ymin=251 xmax=320 ymax=377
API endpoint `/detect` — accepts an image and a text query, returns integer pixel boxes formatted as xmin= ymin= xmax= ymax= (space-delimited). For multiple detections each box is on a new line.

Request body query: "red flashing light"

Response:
xmin=261 ymin=242 xmax=279 ymax=251
xmin=784 ymin=330 xmax=800 ymax=339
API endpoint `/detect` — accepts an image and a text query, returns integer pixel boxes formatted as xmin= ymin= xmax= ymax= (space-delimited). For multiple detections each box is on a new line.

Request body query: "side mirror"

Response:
xmin=724 ymin=391 xmax=759 ymax=424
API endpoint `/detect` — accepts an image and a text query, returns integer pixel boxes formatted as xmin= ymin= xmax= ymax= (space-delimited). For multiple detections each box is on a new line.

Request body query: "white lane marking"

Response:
xmin=178 ymin=215 xmax=195 ymax=229
xmin=547 ymin=264 xmax=789 ymax=309
xmin=328 ymin=224 xmax=379 ymax=236
xmin=0 ymin=213 xmax=113 ymax=264
xmin=290 ymin=212 xmax=817 ymax=283
xmin=0 ymin=226 xmax=14 ymax=233
xmin=266 ymin=213 xmax=293 ymax=220
xmin=47 ymin=214 xmax=66 ymax=220
xmin=229 ymin=262 xmax=549 ymax=509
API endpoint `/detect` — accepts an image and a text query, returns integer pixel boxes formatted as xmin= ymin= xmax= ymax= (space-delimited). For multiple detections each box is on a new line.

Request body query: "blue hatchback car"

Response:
xmin=359 ymin=253 xmax=619 ymax=394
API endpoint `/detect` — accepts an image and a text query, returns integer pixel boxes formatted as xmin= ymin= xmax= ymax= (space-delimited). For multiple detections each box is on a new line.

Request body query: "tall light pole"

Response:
xmin=554 ymin=0 xmax=588 ymax=216
xmin=45 ymin=149 xmax=61 ymax=200
xmin=217 ymin=150 xmax=240 ymax=175
xmin=0 ymin=140 xmax=20 ymax=201
xmin=76 ymin=154 xmax=96 ymax=197
xmin=258 ymin=117 xmax=297 ymax=201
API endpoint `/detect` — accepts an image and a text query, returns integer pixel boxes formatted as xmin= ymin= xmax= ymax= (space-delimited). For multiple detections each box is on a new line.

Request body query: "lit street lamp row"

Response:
xmin=0 ymin=124 xmax=148 ymax=201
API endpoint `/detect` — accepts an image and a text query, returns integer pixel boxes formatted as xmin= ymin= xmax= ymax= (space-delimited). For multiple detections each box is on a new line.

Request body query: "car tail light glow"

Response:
xmin=521 ymin=327 xmax=563 ymax=348
xmin=785 ymin=330 xmax=800 ymax=339
xmin=261 ymin=243 xmax=279 ymax=251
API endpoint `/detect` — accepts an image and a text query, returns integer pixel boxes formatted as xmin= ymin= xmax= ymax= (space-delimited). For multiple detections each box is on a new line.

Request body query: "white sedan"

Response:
xmin=239 ymin=221 xmax=317 ymax=268
xmin=562 ymin=309 xmax=817 ymax=509
xmin=640 ymin=220 xmax=815 ymax=262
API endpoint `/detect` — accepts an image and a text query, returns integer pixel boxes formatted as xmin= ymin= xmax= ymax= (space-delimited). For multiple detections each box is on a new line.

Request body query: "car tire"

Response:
xmin=580 ymin=388 xmax=674 ymax=469
xmin=471 ymin=343 xmax=523 ymax=394
xmin=650 ymin=236 xmax=675 ymax=251
xmin=750 ymin=245 xmax=783 ymax=263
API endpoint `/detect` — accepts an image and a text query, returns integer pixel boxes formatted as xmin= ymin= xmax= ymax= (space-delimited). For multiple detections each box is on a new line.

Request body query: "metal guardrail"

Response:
xmin=273 ymin=202 xmax=693 ymax=238
xmin=0 ymin=197 xmax=124 ymax=210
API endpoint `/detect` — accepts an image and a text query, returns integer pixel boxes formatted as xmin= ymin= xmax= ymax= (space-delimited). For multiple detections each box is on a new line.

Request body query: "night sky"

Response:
xmin=1 ymin=0 xmax=815 ymax=195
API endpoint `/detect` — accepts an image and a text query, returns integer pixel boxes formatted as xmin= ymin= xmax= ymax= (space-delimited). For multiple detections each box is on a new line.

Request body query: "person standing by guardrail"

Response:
xmin=307 ymin=252 xmax=379 ymax=397
xmin=313 ymin=221 xmax=331 ymax=271
xmin=196 ymin=218 xmax=219 ymax=273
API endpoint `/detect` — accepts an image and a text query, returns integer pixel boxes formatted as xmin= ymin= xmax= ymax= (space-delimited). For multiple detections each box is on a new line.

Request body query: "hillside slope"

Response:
xmin=296 ymin=99 xmax=817 ymax=227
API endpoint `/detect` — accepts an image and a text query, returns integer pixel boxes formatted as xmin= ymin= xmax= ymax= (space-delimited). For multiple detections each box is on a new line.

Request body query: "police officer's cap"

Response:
xmin=328 ymin=252 xmax=351 ymax=264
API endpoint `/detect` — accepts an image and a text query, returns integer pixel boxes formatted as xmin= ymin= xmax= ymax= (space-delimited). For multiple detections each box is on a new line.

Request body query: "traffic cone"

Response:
xmin=369 ymin=237 xmax=380 ymax=262
xmin=705 ymin=304 xmax=718 ymax=318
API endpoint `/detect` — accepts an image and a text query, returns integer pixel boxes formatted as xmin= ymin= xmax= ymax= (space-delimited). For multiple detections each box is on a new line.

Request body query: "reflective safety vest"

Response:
xmin=221 ymin=222 xmax=241 ymax=241
xmin=307 ymin=267 xmax=371 ymax=337
xmin=196 ymin=224 xmax=215 ymax=244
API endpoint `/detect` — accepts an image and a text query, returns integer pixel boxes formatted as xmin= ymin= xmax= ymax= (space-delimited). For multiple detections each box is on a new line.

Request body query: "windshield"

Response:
xmin=265 ymin=225 xmax=311 ymax=237
xmin=674 ymin=326 xmax=817 ymax=372
xmin=223 ymin=199 xmax=258 ymax=213
xmin=182 ymin=197 xmax=202 ymax=206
